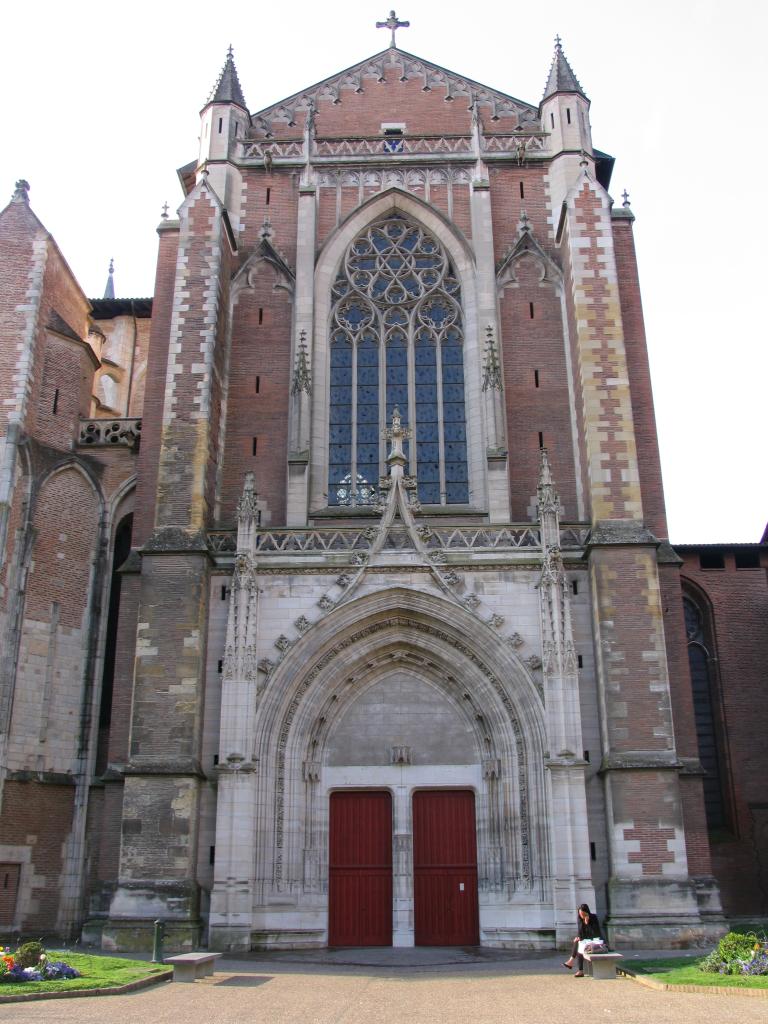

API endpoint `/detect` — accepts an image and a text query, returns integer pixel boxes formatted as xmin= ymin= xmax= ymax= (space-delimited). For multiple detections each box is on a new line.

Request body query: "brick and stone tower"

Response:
xmin=4 ymin=26 xmax=756 ymax=951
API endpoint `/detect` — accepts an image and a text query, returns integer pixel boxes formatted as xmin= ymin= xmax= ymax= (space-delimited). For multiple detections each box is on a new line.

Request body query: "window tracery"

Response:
xmin=328 ymin=214 xmax=468 ymax=506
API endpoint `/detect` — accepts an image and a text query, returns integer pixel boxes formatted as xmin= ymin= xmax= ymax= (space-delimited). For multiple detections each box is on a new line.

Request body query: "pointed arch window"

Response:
xmin=328 ymin=214 xmax=469 ymax=506
xmin=683 ymin=595 xmax=730 ymax=832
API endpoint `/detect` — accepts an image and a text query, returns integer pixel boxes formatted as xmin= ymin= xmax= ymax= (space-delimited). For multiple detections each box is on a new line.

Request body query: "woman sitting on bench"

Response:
xmin=562 ymin=903 xmax=603 ymax=977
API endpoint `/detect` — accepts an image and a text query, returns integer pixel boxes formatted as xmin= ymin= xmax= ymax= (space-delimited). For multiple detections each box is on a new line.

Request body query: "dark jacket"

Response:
xmin=577 ymin=913 xmax=602 ymax=941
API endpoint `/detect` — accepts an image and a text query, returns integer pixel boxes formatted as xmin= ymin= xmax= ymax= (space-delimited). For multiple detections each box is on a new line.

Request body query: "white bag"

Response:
xmin=577 ymin=938 xmax=604 ymax=954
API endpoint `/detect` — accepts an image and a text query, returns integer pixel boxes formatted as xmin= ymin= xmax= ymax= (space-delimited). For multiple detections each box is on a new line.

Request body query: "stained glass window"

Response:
xmin=328 ymin=215 xmax=469 ymax=506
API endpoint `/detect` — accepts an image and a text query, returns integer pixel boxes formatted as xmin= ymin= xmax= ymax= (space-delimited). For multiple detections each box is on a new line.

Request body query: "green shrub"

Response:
xmin=717 ymin=931 xmax=758 ymax=963
xmin=15 ymin=941 xmax=45 ymax=969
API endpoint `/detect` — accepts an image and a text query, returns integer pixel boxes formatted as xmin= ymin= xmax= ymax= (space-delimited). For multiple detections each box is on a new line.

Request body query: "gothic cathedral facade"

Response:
xmin=1 ymin=35 xmax=766 ymax=951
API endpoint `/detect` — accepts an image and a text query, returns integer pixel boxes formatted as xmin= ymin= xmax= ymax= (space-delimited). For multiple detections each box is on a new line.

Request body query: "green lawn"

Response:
xmin=0 ymin=952 xmax=169 ymax=997
xmin=628 ymin=956 xmax=768 ymax=990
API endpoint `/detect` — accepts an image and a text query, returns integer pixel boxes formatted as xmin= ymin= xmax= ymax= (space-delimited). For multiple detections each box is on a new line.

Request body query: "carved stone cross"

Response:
xmin=376 ymin=9 xmax=410 ymax=48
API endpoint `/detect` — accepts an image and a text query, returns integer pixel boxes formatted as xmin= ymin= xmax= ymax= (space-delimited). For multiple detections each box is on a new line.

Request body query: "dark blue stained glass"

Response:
xmin=421 ymin=300 xmax=450 ymax=327
xmin=415 ymin=420 xmax=439 ymax=441
xmin=331 ymin=367 xmax=353 ymax=387
xmin=372 ymin=277 xmax=388 ymax=297
xmin=387 ymin=256 xmax=404 ymax=270
xmin=357 ymin=385 xmax=378 ymax=405
xmin=330 ymin=445 xmax=351 ymax=463
xmin=357 ymin=403 xmax=378 ymax=424
xmin=330 ymin=425 xmax=352 ymax=444
xmin=443 ymin=383 xmax=465 ymax=404
xmin=403 ymin=276 xmax=420 ymax=296
xmin=443 ymin=402 xmax=465 ymax=422
xmin=329 ymin=404 xmax=352 ymax=424
xmin=442 ymin=362 xmax=464 ymax=383
xmin=418 ymin=482 xmax=440 ymax=503
xmin=401 ymin=229 xmax=419 ymax=251
xmin=417 ymin=462 xmax=440 ymax=482
xmin=444 ymin=461 xmax=468 ymax=481
xmin=414 ymin=383 xmax=437 ymax=403
xmin=387 ymin=340 xmax=408 ymax=362
xmin=415 ymin=403 xmax=438 ymax=423
xmin=445 ymin=442 xmax=466 ymax=461
xmin=417 ymin=442 xmax=440 ymax=462
xmin=357 ymin=443 xmax=379 ymax=465
xmin=444 ymin=422 xmax=466 ymax=442
xmin=442 ymin=341 xmax=463 ymax=362
xmin=357 ymin=367 xmax=377 ymax=386
xmin=446 ymin=482 xmax=469 ymax=503
xmin=331 ymin=341 xmax=353 ymax=365
xmin=387 ymin=386 xmax=408 ymax=408
xmin=358 ymin=344 xmax=378 ymax=365
xmin=386 ymin=219 xmax=405 ymax=237
xmin=415 ymin=344 xmax=436 ymax=366
xmin=358 ymin=424 xmax=378 ymax=443
xmin=357 ymin=258 xmax=376 ymax=270
xmin=371 ymin=231 xmax=389 ymax=251
xmin=331 ymin=386 xmax=350 ymax=404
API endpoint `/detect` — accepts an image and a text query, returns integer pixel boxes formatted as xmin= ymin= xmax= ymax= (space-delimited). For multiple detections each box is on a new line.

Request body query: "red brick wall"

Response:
xmin=500 ymin=255 xmax=578 ymax=520
xmin=680 ymin=549 xmax=768 ymax=914
xmin=612 ymin=217 xmax=667 ymax=539
xmin=0 ymin=780 xmax=75 ymax=932
xmin=132 ymin=226 xmax=178 ymax=545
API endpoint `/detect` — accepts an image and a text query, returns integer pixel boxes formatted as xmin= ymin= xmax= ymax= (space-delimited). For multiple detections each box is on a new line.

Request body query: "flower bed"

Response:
xmin=0 ymin=946 xmax=169 ymax=998
xmin=698 ymin=930 xmax=768 ymax=977
xmin=0 ymin=942 xmax=80 ymax=985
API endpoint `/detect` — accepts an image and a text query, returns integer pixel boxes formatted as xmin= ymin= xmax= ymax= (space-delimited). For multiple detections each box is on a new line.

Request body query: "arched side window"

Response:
xmin=328 ymin=214 xmax=469 ymax=507
xmin=683 ymin=595 xmax=729 ymax=832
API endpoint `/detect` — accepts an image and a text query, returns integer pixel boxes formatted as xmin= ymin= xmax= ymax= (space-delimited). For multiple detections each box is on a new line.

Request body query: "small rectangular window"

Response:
xmin=735 ymin=549 xmax=760 ymax=569
xmin=213 ymin=754 xmax=219 ymax=766
xmin=538 ymin=431 xmax=544 ymax=449
xmin=252 ymin=437 xmax=258 ymax=456
xmin=583 ymin=750 xmax=590 ymax=763
xmin=577 ymin=654 xmax=583 ymax=669
xmin=266 ymin=187 xmax=271 ymax=206
xmin=590 ymin=842 xmax=596 ymax=861
xmin=52 ymin=388 xmax=59 ymax=414
xmin=571 ymin=580 xmax=578 ymax=596
xmin=566 ymin=108 xmax=571 ymax=125
xmin=519 ymin=181 xmax=525 ymax=199
xmin=534 ymin=369 xmax=540 ymax=388
xmin=699 ymin=550 xmax=725 ymax=570
xmin=217 ymin=659 xmax=223 ymax=674
xmin=220 ymin=585 xmax=228 ymax=601
xmin=218 ymin=117 xmax=223 ymax=134
xmin=209 ymin=846 xmax=215 ymax=865
xmin=255 ymin=375 xmax=261 ymax=394
xmin=529 ymin=302 xmax=535 ymax=319
xmin=550 ymin=112 xmax=555 ymax=129
xmin=258 ymin=307 xmax=264 ymax=325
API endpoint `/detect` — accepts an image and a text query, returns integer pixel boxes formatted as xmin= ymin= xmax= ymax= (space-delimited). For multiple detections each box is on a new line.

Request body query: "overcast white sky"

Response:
xmin=2 ymin=0 xmax=765 ymax=542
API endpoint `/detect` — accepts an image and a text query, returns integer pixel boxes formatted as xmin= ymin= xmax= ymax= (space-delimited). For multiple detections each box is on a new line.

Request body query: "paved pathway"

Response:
xmin=1 ymin=948 xmax=765 ymax=1024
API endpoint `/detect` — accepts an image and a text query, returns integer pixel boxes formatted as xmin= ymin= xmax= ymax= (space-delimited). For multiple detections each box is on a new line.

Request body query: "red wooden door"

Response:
xmin=413 ymin=790 xmax=479 ymax=946
xmin=328 ymin=791 xmax=392 ymax=946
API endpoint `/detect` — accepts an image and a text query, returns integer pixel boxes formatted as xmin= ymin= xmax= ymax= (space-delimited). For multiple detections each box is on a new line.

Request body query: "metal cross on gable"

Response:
xmin=376 ymin=9 xmax=410 ymax=48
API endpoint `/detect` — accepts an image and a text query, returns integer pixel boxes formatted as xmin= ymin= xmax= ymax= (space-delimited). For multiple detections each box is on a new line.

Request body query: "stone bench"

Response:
xmin=164 ymin=952 xmax=223 ymax=983
xmin=582 ymin=951 xmax=624 ymax=980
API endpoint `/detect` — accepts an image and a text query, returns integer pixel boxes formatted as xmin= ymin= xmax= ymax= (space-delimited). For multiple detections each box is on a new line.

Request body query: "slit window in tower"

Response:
xmin=534 ymin=369 xmax=540 ymax=388
xmin=252 ymin=437 xmax=258 ymax=456
xmin=550 ymin=112 xmax=555 ymax=128
xmin=255 ymin=375 xmax=261 ymax=394
xmin=566 ymin=108 xmax=571 ymax=124
xmin=258 ymin=307 xmax=263 ymax=325
xmin=209 ymin=846 xmax=215 ymax=865
xmin=584 ymin=750 xmax=590 ymax=762
xmin=572 ymin=579 xmax=579 ymax=596
xmin=538 ymin=431 xmax=544 ymax=449
xmin=52 ymin=388 xmax=59 ymax=414
xmin=590 ymin=842 xmax=596 ymax=861
xmin=519 ymin=181 xmax=525 ymax=199
xmin=218 ymin=117 xmax=223 ymax=134
xmin=578 ymin=654 xmax=584 ymax=669
xmin=266 ymin=187 xmax=271 ymax=205
xmin=221 ymin=585 xmax=228 ymax=601
xmin=529 ymin=302 xmax=535 ymax=319
xmin=217 ymin=659 xmax=223 ymax=674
